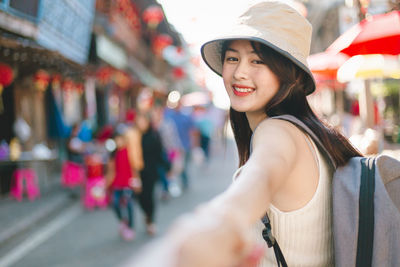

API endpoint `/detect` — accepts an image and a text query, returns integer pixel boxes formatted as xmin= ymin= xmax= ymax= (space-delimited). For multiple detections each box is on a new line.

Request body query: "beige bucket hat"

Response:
xmin=201 ymin=1 xmax=316 ymax=95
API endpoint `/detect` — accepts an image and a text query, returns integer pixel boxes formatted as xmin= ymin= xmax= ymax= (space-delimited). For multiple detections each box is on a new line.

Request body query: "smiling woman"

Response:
xmin=128 ymin=2 xmax=362 ymax=267
xmin=221 ymin=40 xmax=280 ymax=122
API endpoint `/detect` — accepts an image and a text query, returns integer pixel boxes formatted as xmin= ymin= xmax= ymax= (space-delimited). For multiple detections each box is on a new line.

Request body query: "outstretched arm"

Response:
xmin=128 ymin=119 xmax=299 ymax=267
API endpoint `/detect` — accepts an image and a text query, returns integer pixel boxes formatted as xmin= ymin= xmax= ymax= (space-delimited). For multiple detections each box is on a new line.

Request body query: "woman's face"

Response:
xmin=136 ymin=114 xmax=150 ymax=132
xmin=222 ymin=40 xmax=280 ymax=116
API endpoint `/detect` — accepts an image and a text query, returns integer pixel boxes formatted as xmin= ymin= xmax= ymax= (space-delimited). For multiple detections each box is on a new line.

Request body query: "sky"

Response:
xmin=157 ymin=0 xmax=253 ymax=46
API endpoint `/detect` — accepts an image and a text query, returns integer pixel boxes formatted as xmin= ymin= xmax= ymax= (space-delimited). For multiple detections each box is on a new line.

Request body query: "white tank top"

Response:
xmin=232 ymin=134 xmax=334 ymax=267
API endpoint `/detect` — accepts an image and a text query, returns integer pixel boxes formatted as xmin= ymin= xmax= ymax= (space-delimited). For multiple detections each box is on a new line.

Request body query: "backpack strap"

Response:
xmin=356 ymin=157 xmax=375 ymax=267
xmin=261 ymin=214 xmax=288 ymax=267
xmin=270 ymin=115 xmax=337 ymax=169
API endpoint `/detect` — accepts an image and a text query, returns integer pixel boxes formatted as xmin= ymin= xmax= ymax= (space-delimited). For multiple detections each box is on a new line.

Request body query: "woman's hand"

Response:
xmin=129 ymin=176 xmax=142 ymax=194
xmin=164 ymin=206 xmax=264 ymax=267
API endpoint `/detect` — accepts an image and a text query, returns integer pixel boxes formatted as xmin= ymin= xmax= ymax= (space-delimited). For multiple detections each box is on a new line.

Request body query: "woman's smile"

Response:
xmin=232 ymin=84 xmax=255 ymax=97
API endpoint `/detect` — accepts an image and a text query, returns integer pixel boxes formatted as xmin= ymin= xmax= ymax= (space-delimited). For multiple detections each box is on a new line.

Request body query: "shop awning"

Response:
xmin=0 ymin=35 xmax=83 ymax=77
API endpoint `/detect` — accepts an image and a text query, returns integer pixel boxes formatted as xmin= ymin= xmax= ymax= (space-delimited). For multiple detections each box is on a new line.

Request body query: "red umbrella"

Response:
xmin=307 ymin=51 xmax=349 ymax=79
xmin=327 ymin=10 xmax=400 ymax=56
xmin=312 ymin=73 xmax=346 ymax=91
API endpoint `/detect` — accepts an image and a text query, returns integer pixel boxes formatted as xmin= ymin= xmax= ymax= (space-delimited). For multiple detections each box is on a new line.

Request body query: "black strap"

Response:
xmin=261 ymin=214 xmax=288 ymax=267
xmin=356 ymin=157 xmax=375 ymax=267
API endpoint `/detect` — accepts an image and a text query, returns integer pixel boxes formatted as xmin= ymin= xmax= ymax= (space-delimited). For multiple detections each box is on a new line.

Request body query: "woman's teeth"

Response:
xmin=233 ymin=86 xmax=254 ymax=92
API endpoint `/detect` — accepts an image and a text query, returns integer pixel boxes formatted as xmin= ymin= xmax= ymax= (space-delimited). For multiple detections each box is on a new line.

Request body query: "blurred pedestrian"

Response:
xmin=61 ymin=123 xmax=86 ymax=190
xmin=106 ymin=130 xmax=141 ymax=241
xmin=193 ymin=105 xmax=214 ymax=162
xmin=165 ymin=101 xmax=195 ymax=190
xmin=151 ymin=105 xmax=180 ymax=200
xmin=126 ymin=1 xmax=363 ymax=266
xmin=66 ymin=123 xmax=85 ymax=164
xmin=136 ymin=112 xmax=171 ymax=235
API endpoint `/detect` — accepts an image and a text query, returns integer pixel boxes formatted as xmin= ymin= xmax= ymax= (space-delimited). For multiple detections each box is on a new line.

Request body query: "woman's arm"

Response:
xmin=205 ymin=119 xmax=299 ymax=226
xmin=105 ymin=158 xmax=115 ymax=188
xmin=125 ymin=127 xmax=144 ymax=172
xmin=129 ymin=119 xmax=300 ymax=267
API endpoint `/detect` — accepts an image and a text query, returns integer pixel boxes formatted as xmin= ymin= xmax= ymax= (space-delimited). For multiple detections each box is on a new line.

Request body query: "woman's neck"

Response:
xmin=246 ymin=112 xmax=268 ymax=132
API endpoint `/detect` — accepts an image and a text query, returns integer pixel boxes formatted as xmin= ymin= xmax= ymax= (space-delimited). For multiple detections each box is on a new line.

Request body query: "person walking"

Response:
xmin=193 ymin=105 xmax=214 ymax=162
xmin=126 ymin=1 xmax=362 ymax=266
xmin=106 ymin=129 xmax=142 ymax=241
xmin=165 ymin=101 xmax=195 ymax=190
xmin=136 ymin=112 xmax=171 ymax=235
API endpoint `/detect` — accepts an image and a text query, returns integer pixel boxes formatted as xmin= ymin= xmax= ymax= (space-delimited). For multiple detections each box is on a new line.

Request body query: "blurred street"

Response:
xmin=1 ymin=1 xmax=400 ymax=266
xmin=0 ymin=138 xmax=237 ymax=267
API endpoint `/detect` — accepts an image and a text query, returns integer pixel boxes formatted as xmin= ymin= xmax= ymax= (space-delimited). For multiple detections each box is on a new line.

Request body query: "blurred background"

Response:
xmin=0 ymin=0 xmax=399 ymax=266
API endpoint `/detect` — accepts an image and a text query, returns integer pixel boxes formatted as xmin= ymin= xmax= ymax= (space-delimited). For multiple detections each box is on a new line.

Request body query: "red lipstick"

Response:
xmin=232 ymin=84 xmax=255 ymax=97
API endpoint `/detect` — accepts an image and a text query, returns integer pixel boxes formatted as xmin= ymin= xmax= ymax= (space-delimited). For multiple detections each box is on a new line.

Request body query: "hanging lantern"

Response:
xmin=152 ymin=34 xmax=173 ymax=57
xmin=96 ymin=66 xmax=114 ymax=86
xmin=0 ymin=63 xmax=14 ymax=87
xmin=33 ymin=69 xmax=50 ymax=92
xmin=113 ymin=71 xmax=131 ymax=90
xmin=61 ymin=78 xmax=75 ymax=105
xmin=62 ymin=78 xmax=75 ymax=91
xmin=0 ymin=63 xmax=14 ymax=114
xmin=142 ymin=5 xmax=164 ymax=29
xmin=75 ymin=83 xmax=84 ymax=95
xmin=51 ymin=74 xmax=62 ymax=89
xmin=114 ymin=0 xmax=141 ymax=34
xmin=172 ymin=67 xmax=185 ymax=80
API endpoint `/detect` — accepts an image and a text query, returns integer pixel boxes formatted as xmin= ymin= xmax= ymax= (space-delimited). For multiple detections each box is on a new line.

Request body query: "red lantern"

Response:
xmin=152 ymin=34 xmax=173 ymax=56
xmin=96 ymin=66 xmax=114 ymax=85
xmin=0 ymin=63 xmax=14 ymax=87
xmin=0 ymin=63 xmax=14 ymax=114
xmin=52 ymin=74 xmax=62 ymax=89
xmin=62 ymin=78 xmax=75 ymax=91
xmin=142 ymin=5 xmax=164 ymax=29
xmin=114 ymin=0 xmax=141 ymax=34
xmin=33 ymin=70 xmax=50 ymax=91
xmin=75 ymin=83 xmax=84 ymax=95
xmin=172 ymin=67 xmax=185 ymax=80
xmin=113 ymin=71 xmax=131 ymax=90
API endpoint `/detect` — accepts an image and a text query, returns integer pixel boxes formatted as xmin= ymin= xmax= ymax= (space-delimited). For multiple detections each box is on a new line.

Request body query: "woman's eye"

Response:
xmin=252 ymin=60 xmax=264 ymax=64
xmin=225 ymin=57 xmax=238 ymax=62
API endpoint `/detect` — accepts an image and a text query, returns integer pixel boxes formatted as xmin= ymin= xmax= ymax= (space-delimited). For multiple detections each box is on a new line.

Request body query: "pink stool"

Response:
xmin=61 ymin=161 xmax=85 ymax=188
xmin=82 ymin=176 xmax=108 ymax=210
xmin=10 ymin=168 xmax=41 ymax=201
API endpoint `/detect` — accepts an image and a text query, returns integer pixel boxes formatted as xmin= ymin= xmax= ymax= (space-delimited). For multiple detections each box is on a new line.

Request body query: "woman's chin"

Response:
xmin=231 ymin=105 xmax=249 ymax=113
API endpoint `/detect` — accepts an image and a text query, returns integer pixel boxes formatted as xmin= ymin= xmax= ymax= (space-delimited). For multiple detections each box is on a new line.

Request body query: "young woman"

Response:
xmin=129 ymin=2 xmax=361 ymax=266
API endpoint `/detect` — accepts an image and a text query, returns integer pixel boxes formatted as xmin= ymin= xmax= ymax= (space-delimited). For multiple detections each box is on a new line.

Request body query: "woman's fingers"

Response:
xmin=168 ymin=211 xmax=258 ymax=267
xmin=237 ymin=244 xmax=265 ymax=267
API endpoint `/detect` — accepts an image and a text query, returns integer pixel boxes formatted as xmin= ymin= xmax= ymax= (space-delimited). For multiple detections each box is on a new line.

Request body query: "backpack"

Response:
xmin=261 ymin=115 xmax=400 ymax=267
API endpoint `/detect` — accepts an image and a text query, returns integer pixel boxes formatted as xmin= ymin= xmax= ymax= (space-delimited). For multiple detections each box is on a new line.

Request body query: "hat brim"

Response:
xmin=201 ymin=36 xmax=316 ymax=95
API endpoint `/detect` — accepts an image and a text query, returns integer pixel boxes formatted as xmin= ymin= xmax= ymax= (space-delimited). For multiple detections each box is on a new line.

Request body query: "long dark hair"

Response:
xmin=221 ymin=40 xmax=362 ymax=167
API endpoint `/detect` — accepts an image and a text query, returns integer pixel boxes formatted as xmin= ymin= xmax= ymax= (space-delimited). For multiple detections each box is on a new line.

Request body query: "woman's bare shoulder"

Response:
xmin=253 ymin=118 xmax=301 ymax=147
xmin=251 ymin=118 xmax=305 ymax=170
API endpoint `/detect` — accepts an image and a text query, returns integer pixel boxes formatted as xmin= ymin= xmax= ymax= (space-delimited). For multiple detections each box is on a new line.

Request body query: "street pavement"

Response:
xmin=0 ymin=138 xmax=238 ymax=267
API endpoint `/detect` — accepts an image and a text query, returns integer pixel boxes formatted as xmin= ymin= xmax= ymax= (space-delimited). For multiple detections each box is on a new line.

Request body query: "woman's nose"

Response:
xmin=233 ymin=61 xmax=249 ymax=80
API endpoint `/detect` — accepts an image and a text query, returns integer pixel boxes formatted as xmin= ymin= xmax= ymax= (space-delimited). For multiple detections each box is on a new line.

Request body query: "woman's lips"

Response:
xmin=232 ymin=84 xmax=255 ymax=97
